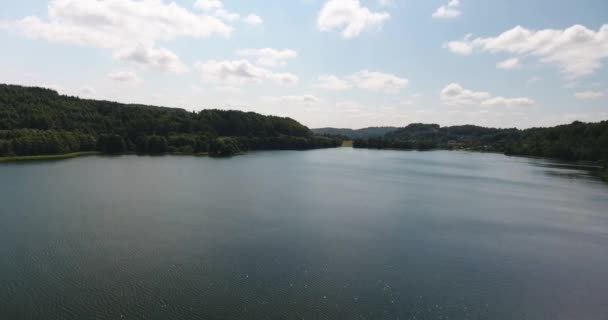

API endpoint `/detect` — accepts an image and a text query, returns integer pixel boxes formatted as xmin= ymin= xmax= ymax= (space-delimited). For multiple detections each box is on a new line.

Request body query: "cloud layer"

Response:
xmin=196 ymin=60 xmax=298 ymax=86
xmin=236 ymin=48 xmax=298 ymax=68
xmin=8 ymin=0 xmax=262 ymax=73
xmin=446 ymin=24 xmax=608 ymax=79
xmin=319 ymin=71 xmax=408 ymax=94
xmin=441 ymin=83 xmax=534 ymax=107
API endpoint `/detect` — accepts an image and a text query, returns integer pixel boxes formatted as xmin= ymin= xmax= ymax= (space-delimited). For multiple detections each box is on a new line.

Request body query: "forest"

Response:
xmin=352 ymin=122 xmax=608 ymax=164
xmin=312 ymin=127 xmax=397 ymax=139
xmin=0 ymin=84 xmax=341 ymax=158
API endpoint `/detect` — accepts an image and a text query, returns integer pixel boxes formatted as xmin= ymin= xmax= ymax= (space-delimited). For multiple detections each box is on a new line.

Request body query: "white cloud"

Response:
xmin=214 ymin=8 xmax=240 ymax=22
xmin=194 ymin=0 xmax=223 ymax=11
xmin=574 ymin=90 xmax=605 ymax=100
xmin=318 ymin=71 xmax=408 ymax=94
xmin=349 ymin=70 xmax=408 ymax=94
xmin=432 ymin=0 xmax=461 ymax=19
xmin=377 ymin=0 xmax=393 ymax=6
xmin=440 ymin=83 xmax=534 ymax=107
xmin=496 ymin=57 xmax=522 ymax=70
xmin=196 ymin=59 xmax=298 ymax=86
xmin=440 ymin=83 xmax=491 ymax=105
xmin=445 ymin=34 xmax=474 ymax=55
xmin=113 ymin=45 xmax=188 ymax=74
xmin=17 ymin=0 xmax=233 ymax=46
xmin=194 ymin=0 xmax=263 ymax=26
xmin=481 ymin=96 xmax=535 ymax=107
xmin=318 ymin=0 xmax=390 ymax=39
xmin=446 ymin=24 xmax=608 ymax=79
xmin=263 ymin=95 xmax=321 ymax=105
xmin=244 ymin=14 xmax=263 ymax=26
xmin=10 ymin=0 xmax=232 ymax=73
xmin=236 ymin=48 xmax=297 ymax=68
xmin=108 ymin=71 xmax=141 ymax=84
xmin=318 ymin=74 xmax=352 ymax=90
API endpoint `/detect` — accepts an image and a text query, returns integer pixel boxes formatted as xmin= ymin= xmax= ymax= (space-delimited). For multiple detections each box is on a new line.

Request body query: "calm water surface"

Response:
xmin=1 ymin=148 xmax=607 ymax=319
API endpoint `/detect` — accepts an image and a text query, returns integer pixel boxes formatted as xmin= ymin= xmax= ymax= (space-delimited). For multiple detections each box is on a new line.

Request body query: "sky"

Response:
xmin=0 ymin=0 xmax=607 ymax=129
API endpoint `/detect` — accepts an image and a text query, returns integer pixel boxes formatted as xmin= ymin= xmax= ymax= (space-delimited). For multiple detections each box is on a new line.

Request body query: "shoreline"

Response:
xmin=0 ymin=152 xmax=101 ymax=162
xmin=0 ymin=151 xmax=216 ymax=163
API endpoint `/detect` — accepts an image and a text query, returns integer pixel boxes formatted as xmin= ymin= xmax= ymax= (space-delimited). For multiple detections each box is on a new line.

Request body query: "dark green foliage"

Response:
xmin=97 ymin=134 xmax=126 ymax=154
xmin=146 ymin=136 xmax=169 ymax=154
xmin=354 ymin=121 xmax=608 ymax=163
xmin=0 ymin=84 xmax=341 ymax=157
xmin=504 ymin=121 xmax=608 ymax=161
xmin=312 ymin=127 xmax=397 ymax=139
xmin=0 ymin=129 xmax=96 ymax=156
xmin=211 ymin=138 xmax=241 ymax=157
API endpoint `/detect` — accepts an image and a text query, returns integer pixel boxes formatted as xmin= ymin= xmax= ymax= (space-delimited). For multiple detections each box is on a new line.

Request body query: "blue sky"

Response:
xmin=1 ymin=0 xmax=607 ymax=129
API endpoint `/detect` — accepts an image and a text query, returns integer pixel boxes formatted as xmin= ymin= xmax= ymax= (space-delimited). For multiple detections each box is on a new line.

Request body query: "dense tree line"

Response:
xmin=354 ymin=122 xmax=608 ymax=163
xmin=0 ymin=84 xmax=340 ymax=157
xmin=312 ymin=127 xmax=397 ymax=139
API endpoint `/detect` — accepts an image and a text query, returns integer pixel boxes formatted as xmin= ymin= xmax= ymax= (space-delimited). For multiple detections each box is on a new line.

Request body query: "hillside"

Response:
xmin=0 ymin=84 xmax=340 ymax=158
xmin=354 ymin=122 xmax=608 ymax=163
xmin=312 ymin=127 xmax=397 ymax=139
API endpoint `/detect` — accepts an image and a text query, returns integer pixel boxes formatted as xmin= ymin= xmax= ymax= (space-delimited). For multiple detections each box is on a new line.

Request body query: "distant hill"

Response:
xmin=0 ymin=84 xmax=341 ymax=158
xmin=354 ymin=122 xmax=608 ymax=163
xmin=312 ymin=127 xmax=398 ymax=139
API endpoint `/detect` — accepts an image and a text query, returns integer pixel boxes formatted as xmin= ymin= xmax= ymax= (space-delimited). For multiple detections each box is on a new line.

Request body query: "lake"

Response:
xmin=1 ymin=148 xmax=607 ymax=319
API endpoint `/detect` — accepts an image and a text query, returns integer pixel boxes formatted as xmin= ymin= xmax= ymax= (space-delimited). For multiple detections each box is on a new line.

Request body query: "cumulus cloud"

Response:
xmin=350 ymin=70 xmax=408 ymax=94
xmin=8 ymin=0 xmax=234 ymax=73
xmin=496 ymin=57 xmax=522 ymax=70
xmin=318 ymin=0 xmax=390 ymax=39
xmin=481 ymin=96 xmax=535 ymax=107
xmin=574 ymin=90 xmax=605 ymax=100
xmin=108 ymin=71 xmax=141 ymax=84
xmin=263 ymin=95 xmax=321 ymax=105
xmin=432 ymin=0 xmax=462 ymax=19
xmin=194 ymin=0 xmax=223 ymax=12
xmin=113 ymin=45 xmax=188 ymax=74
xmin=196 ymin=59 xmax=298 ymax=86
xmin=244 ymin=14 xmax=263 ymax=26
xmin=318 ymin=74 xmax=352 ymax=90
xmin=213 ymin=8 xmax=240 ymax=22
xmin=445 ymin=33 xmax=473 ymax=55
xmin=236 ymin=48 xmax=297 ymax=68
xmin=318 ymin=71 xmax=408 ymax=94
xmin=446 ymin=24 xmax=608 ymax=79
xmin=194 ymin=0 xmax=262 ymax=25
xmin=440 ymin=83 xmax=534 ymax=107
xmin=16 ymin=0 xmax=233 ymax=46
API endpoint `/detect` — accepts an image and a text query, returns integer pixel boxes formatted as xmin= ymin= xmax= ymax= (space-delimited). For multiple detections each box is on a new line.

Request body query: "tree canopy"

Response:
xmin=0 ymin=84 xmax=340 ymax=157
xmin=353 ymin=122 xmax=608 ymax=163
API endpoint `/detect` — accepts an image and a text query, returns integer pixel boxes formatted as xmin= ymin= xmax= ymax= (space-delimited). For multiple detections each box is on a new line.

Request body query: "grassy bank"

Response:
xmin=341 ymin=140 xmax=354 ymax=147
xmin=0 ymin=152 xmax=101 ymax=162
